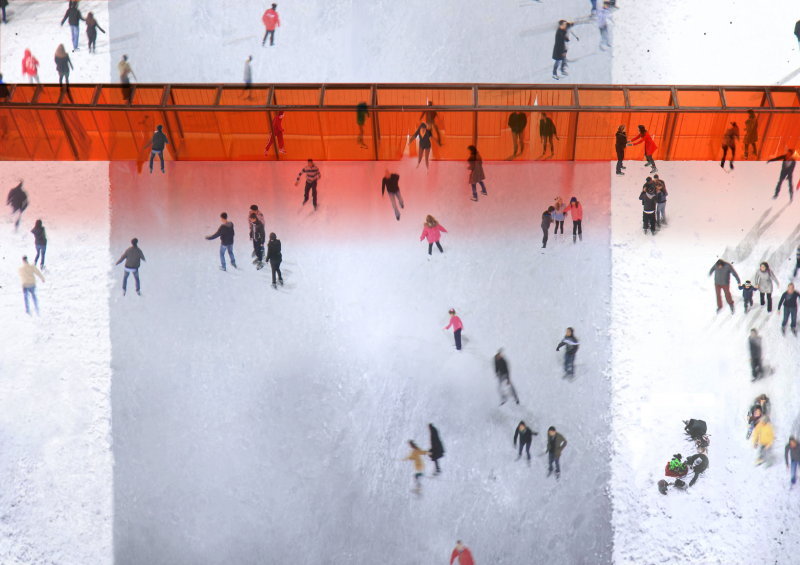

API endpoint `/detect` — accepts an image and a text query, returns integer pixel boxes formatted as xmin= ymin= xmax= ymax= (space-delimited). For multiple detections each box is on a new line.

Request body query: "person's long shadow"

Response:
xmin=722 ymin=203 xmax=794 ymax=263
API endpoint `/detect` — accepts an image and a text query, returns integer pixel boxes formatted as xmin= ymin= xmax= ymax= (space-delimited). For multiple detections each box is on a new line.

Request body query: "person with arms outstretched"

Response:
xmin=709 ymin=259 xmax=740 ymax=313
xmin=767 ymin=148 xmax=796 ymax=202
xmin=146 ymin=125 xmax=168 ymax=173
xmin=513 ymin=421 xmax=536 ymax=461
xmin=450 ymin=541 xmax=475 ymax=565
xmin=60 ymin=1 xmax=84 ymax=52
xmin=420 ymin=215 xmax=447 ymax=256
xmin=556 ymin=327 xmax=579 ymax=378
xmin=206 ymin=212 xmax=236 ymax=271
xmin=295 ymin=159 xmax=321 ymax=210
xmin=628 ymin=125 xmax=658 ymax=174
xmin=7 ymin=181 xmax=28 ymax=230
xmin=115 ymin=237 xmax=145 ymax=296
xmin=19 ymin=255 xmax=44 ymax=315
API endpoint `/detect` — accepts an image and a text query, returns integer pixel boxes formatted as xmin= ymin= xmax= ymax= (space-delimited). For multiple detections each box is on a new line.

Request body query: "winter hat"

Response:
xmin=448 ymin=308 xmax=456 ymax=315
xmin=744 ymin=280 xmax=752 ymax=286
xmin=570 ymin=196 xmax=577 ymax=203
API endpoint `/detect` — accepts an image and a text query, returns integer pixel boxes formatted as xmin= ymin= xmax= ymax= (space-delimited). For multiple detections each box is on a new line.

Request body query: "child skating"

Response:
xmin=420 ymin=215 xmax=447 ymax=255
xmin=404 ymin=440 xmax=429 ymax=493
xmin=444 ymin=309 xmax=463 ymax=351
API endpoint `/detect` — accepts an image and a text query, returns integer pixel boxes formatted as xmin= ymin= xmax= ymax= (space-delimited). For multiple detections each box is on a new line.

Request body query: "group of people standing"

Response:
xmin=541 ymin=196 xmax=583 ymax=247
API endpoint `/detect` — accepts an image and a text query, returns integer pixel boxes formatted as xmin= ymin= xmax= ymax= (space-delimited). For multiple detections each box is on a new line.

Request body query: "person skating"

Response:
xmin=265 ymin=232 xmax=283 ymax=288
xmin=85 ymin=12 xmax=105 ymax=54
xmin=767 ymin=148 xmax=796 ymax=202
xmin=467 ymin=145 xmax=487 ymax=201
xmin=206 ymin=212 xmax=236 ymax=271
xmin=248 ymin=211 xmax=266 ymax=269
xmin=22 ymin=49 xmax=40 ymax=84
xmin=777 ymin=283 xmax=799 ymax=335
xmin=494 ymin=349 xmax=520 ymax=405
xmin=565 ymin=196 xmax=583 ymax=243
xmin=684 ymin=453 xmax=709 ymax=487
xmin=749 ymin=329 xmax=763 ymax=381
xmin=539 ymin=113 xmax=558 ymax=156
xmin=381 ymin=170 xmax=404 ymax=221
xmin=60 ymin=1 xmax=84 ymax=52
xmin=295 ymin=158 xmax=321 ymax=210
xmin=615 ymin=125 xmax=627 ymax=175
xmin=795 ymin=19 xmax=800 ymax=50
xmin=786 ymin=436 xmax=800 ymax=487
xmin=628 ymin=125 xmax=657 ymax=173
xmin=709 ymin=259 xmax=740 ymax=313
xmin=419 ymin=101 xmax=442 ymax=146
xmin=54 ymin=44 xmax=73 ymax=89
xmin=720 ymin=122 xmax=740 ymax=170
xmin=546 ymin=426 xmax=567 ymax=479
xmin=552 ymin=20 xmax=570 ymax=80
xmin=450 ymin=541 xmax=475 ymax=565
xmin=19 ymin=255 xmax=44 ymax=315
xmin=639 ymin=179 xmax=657 ymax=235
xmin=0 ymin=0 xmax=7 ymax=24
xmin=794 ymin=245 xmax=800 ymax=279
xmin=743 ymin=110 xmax=758 ymax=159
xmin=753 ymin=261 xmax=779 ymax=312
xmin=243 ymin=55 xmax=253 ymax=99
xmin=31 ymin=219 xmax=47 ymax=270
xmin=147 ymin=125 xmax=168 ymax=173
xmin=410 ymin=122 xmax=433 ymax=170
xmin=738 ymin=280 xmax=755 ymax=313
xmin=508 ymin=111 xmax=528 ymax=157
xmin=746 ymin=394 xmax=770 ymax=439
xmin=556 ymin=327 xmax=579 ymax=378
xmin=752 ymin=416 xmax=774 ymax=466
xmin=356 ymin=101 xmax=368 ymax=148
xmin=404 ymin=440 xmax=429 ymax=492
xmin=541 ymin=206 xmax=554 ymax=248
xmin=514 ymin=421 xmax=537 ymax=461
xmin=262 ymin=3 xmax=280 ymax=46
xmin=428 ymin=423 xmax=445 ymax=475
xmin=7 ymin=180 xmax=28 ymax=230
xmin=420 ymin=215 xmax=447 ymax=255
xmin=654 ymin=179 xmax=668 ymax=227
xmin=597 ymin=1 xmax=612 ymax=50
xmin=444 ymin=309 xmax=463 ymax=351
xmin=115 ymin=237 xmax=145 ymax=296
xmin=264 ymin=111 xmax=286 ymax=155
xmin=552 ymin=196 xmax=565 ymax=235
xmin=118 ymin=55 xmax=136 ymax=102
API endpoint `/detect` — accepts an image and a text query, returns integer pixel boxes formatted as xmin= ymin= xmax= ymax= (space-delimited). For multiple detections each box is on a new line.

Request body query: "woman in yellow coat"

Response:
xmin=405 ymin=441 xmax=429 ymax=491
xmin=752 ymin=416 xmax=775 ymax=465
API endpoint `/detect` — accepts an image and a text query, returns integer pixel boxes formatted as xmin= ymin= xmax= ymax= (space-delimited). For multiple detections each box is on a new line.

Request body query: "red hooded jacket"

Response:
xmin=262 ymin=9 xmax=280 ymax=31
xmin=450 ymin=547 xmax=475 ymax=565
xmin=22 ymin=50 xmax=40 ymax=76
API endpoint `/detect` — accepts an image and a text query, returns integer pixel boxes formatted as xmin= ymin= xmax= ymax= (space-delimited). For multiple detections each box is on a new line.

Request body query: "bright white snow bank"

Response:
xmin=0 ymin=162 xmax=112 ymax=565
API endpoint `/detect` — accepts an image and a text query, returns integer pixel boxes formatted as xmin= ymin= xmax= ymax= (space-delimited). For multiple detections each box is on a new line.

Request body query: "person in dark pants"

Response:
xmin=639 ymin=179 xmax=657 ymax=235
xmin=748 ymin=328 xmax=763 ymax=381
xmin=7 ymin=181 xmax=28 ymax=230
xmin=60 ymin=1 xmax=84 ymax=52
xmin=684 ymin=453 xmax=708 ymax=487
xmin=54 ymin=44 xmax=73 ymax=89
xmin=444 ymin=309 xmax=463 ymax=351
xmin=381 ymin=170 xmax=404 ymax=221
xmin=778 ymin=283 xmax=799 ymax=335
xmin=709 ymin=259 xmax=740 ymax=313
xmin=508 ymin=111 xmax=528 ymax=158
xmin=262 ymin=3 xmax=280 ymax=46
xmin=265 ymin=232 xmax=283 ymax=288
xmin=720 ymin=122 xmax=739 ymax=170
xmin=31 ymin=219 xmax=47 ymax=270
xmin=147 ymin=125 xmax=168 ymax=173
xmin=539 ymin=113 xmax=558 ymax=157
xmin=419 ymin=101 xmax=442 ymax=146
xmin=356 ymin=102 xmax=368 ymax=148
xmin=753 ymin=261 xmax=779 ymax=312
xmin=743 ymin=110 xmax=758 ymax=159
xmin=494 ymin=349 xmax=520 ymax=405
xmin=541 ymin=206 xmax=554 ymax=248
xmin=249 ymin=212 xmax=266 ymax=269
xmin=115 ymin=237 xmax=145 ymax=296
xmin=794 ymin=246 xmax=800 ymax=278
xmin=118 ymin=55 xmax=136 ymax=102
xmin=786 ymin=436 xmax=800 ymax=486
xmin=552 ymin=20 xmax=569 ymax=80
xmin=629 ymin=125 xmax=658 ymax=174
xmin=85 ymin=12 xmax=105 ymax=53
xmin=546 ymin=426 xmax=567 ymax=479
xmin=206 ymin=212 xmax=236 ymax=271
xmin=0 ymin=0 xmax=7 ymax=24
xmin=767 ymin=149 xmax=796 ymax=202
xmin=467 ymin=145 xmax=487 ymax=201
xmin=556 ymin=327 xmax=579 ymax=378
xmin=615 ymin=125 xmax=627 ymax=175
xmin=514 ymin=421 xmax=537 ymax=461
xmin=428 ymin=423 xmax=445 ymax=475
xmin=738 ymin=280 xmax=755 ymax=313
xmin=795 ymin=20 xmax=800 ymax=49
xmin=565 ymin=197 xmax=583 ymax=243
xmin=410 ymin=122 xmax=433 ymax=169
xmin=295 ymin=158 xmax=321 ymax=210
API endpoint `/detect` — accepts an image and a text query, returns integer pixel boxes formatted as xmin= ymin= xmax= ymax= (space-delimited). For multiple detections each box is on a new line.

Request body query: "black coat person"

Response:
xmin=508 ymin=112 xmax=528 ymax=157
xmin=552 ymin=21 xmax=570 ymax=79
xmin=265 ymin=232 xmax=283 ymax=287
xmin=428 ymin=424 xmax=445 ymax=474
xmin=615 ymin=126 xmax=627 ymax=175
xmin=685 ymin=453 xmax=708 ymax=487
xmin=541 ymin=206 xmax=554 ymax=248
xmin=7 ymin=181 xmax=28 ymax=229
xmin=513 ymin=421 xmax=537 ymax=461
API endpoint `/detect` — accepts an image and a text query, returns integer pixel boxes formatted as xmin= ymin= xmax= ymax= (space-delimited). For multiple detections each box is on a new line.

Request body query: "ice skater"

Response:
xmin=419 ymin=101 xmax=443 ymax=146
xmin=295 ymin=158 xmax=321 ymax=210
xmin=546 ymin=426 xmax=568 ymax=479
xmin=444 ymin=309 xmax=463 ymax=351
xmin=450 ymin=541 xmax=475 ymax=565
xmin=22 ymin=49 xmax=40 ymax=84
xmin=655 ymin=179 xmax=668 ymax=226
xmin=356 ymin=102 xmax=368 ymax=148
xmin=748 ymin=328 xmax=763 ymax=381
xmin=786 ymin=436 xmax=799 ymax=487
xmin=54 ymin=44 xmax=73 ymax=89
xmin=639 ymin=179 xmax=657 ymax=235
xmin=428 ymin=424 xmax=445 ymax=475
xmin=752 ymin=416 xmax=774 ymax=466
xmin=514 ymin=421 xmax=537 ymax=461
xmin=556 ymin=327 xmax=579 ymax=378
xmin=146 ymin=125 xmax=168 ymax=173
xmin=552 ymin=196 xmax=565 ymax=234
xmin=19 ymin=256 xmax=44 ymax=315
xmin=743 ymin=110 xmax=758 ymax=159
xmin=60 ymin=1 xmax=84 ymax=52
xmin=420 ymin=215 xmax=447 ymax=255
xmin=794 ymin=246 xmax=800 ymax=279
xmin=0 ymin=0 xmax=7 ymax=23
xmin=628 ymin=125 xmax=658 ymax=173
xmin=115 ymin=237 xmax=145 ymax=296
xmin=720 ymin=121 xmax=739 ymax=170
xmin=565 ymin=196 xmax=583 ymax=243
xmin=767 ymin=148 xmax=796 ymax=202
xmin=753 ymin=261 xmax=779 ymax=312
xmin=709 ymin=259 xmax=741 ymax=313
xmin=265 ymin=232 xmax=283 ymax=288
xmin=243 ymin=56 xmax=253 ymax=98
xmin=381 ymin=170 xmax=404 ymax=221
xmin=264 ymin=111 xmax=286 ymax=155
xmin=615 ymin=125 xmax=627 ymax=175
xmin=206 ymin=212 xmax=236 ymax=271
xmin=541 ymin=206 xmax=554 ymax=248
xmin=248 ymin=211 xmax=265 ymax=269
xmin=508 ymin=111 xmax=527 ymax=157
xmin=738 ymin=280 xmax=755 ymax=313
xmin=118 ymin=55 xmax=137 ymax=102
xmin=6 ymin=180 xmax=28 ymax=230
xmin=552 ymin=20 xmax=570 ymax=80
xmin=31 ymin=219 xmax=47 ymax=270
xmin=598 ymin=1 xmax=612 ymax=50
xmin=467 ymin=145 xmax=487 ymax=201
xmin=85 ymin=12 xmax=105 ymax=53
xmin=404 ymin=440 xmax=429 ymax=493
xmin=778 ymin=283 xmax=798 ymax=335
xmin=539 ymin=113 xmax=558 ymax=156
xmin=262 ymin=3 xmax=280 ymax=46
xmin=410 ymin=122 xmax=433 ymax=170
xmin=494 ymin=349 xmax=520 ymax=405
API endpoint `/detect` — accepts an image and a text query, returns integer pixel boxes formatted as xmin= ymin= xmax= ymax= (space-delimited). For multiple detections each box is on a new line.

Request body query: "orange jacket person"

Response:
xmin=450 ymin=541 xmax=475 ymax=565
xmin=628 ymin=125 xmax=658 ymax=174
xmin=262 ymin=3 xmax=280 ymax=46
